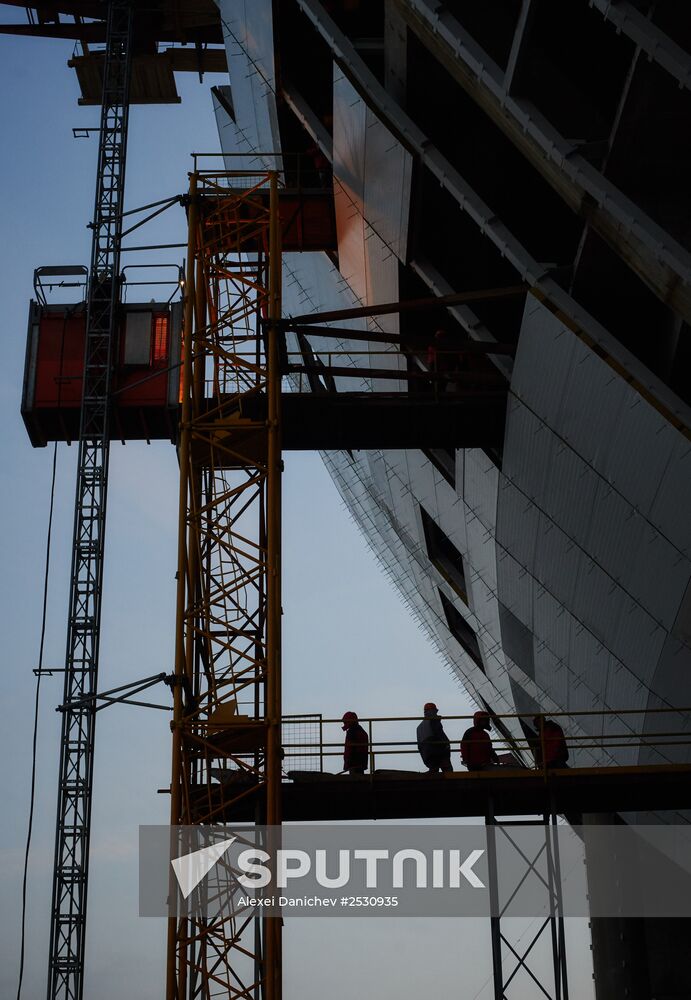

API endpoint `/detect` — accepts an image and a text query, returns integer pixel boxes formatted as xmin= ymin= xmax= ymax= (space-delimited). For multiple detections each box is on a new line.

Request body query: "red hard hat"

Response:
xmin=342 ymin=711 xmax=358 ymax=732
xmin=473 ymin=711 xmax=491 ymax=729
xmin=424 ymin=702 xmax=438 ymax=712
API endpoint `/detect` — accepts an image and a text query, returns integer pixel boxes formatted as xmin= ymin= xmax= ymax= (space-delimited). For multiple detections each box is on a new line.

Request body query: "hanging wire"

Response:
xmin=16 ymin=441 xmax=59 ymax=1000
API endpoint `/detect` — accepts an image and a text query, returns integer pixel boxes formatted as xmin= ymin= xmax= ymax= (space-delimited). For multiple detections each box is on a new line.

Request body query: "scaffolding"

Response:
xmin=167 ymin=169 xmax=282 ymax=1000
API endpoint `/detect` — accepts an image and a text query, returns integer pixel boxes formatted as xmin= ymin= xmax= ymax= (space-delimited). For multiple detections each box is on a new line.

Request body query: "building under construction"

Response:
xmin=6 ymin=1 xmax=691 ymax=999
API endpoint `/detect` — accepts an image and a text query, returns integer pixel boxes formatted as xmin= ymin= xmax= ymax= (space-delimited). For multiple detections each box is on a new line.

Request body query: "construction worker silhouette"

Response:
xmin=532 ymin=715 xmax=569 ymax=768
xmin=416 ymin=702 xmax=453 ymax=773
xmin=460 ymin=711 xmax=501 ymax=771
xmin=341 ymin=712 xmax=369 ymax=774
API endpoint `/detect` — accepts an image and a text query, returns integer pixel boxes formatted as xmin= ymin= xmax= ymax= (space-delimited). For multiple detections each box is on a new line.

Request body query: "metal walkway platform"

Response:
xmin=253 ymin=391 xmax=508 ymax=450
xmin=192 ymin=763 xmax=691 ymax=823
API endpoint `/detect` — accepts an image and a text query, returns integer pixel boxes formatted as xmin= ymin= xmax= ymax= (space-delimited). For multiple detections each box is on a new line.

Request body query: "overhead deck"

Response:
xmin=25 ymin=388 xmax=508 ymax=449
xmin=247 ymin=390 xmax=508 ymax=451
xmin=192 ymin=763 xmax=691 ymax=823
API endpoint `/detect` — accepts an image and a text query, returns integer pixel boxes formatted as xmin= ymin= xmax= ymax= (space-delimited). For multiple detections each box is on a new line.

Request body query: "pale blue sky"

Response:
xmin=0 ymin=24 xmax=592 ymax=1000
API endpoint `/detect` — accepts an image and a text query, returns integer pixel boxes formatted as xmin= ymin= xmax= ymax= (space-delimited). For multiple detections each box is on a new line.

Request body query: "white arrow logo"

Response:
xmin=171 ymin=837 xmax=236 ymax=899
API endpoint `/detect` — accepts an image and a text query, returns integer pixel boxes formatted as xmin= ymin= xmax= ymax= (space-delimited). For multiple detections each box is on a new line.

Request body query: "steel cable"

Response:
xmin=16 ymin=441 xmax=58 ymax=1000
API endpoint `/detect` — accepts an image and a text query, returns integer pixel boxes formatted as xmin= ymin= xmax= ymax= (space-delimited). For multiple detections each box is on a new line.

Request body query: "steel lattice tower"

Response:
xmin=47 ymin=3 xmax=133 ymax=997
xmin=167 ymin=169 xmax=283 ymax=1000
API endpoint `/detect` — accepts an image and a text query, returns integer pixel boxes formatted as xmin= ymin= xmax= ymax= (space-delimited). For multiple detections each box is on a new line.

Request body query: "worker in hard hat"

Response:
xmin=460 ymin=711 xmax=501 ymax=771
xmin=341 ymin=711 xmax=369 ymax=774
xmin=532 ymin=715 xmax=569 ymax=769
xmin=416 ymin=702 xmax=453 ymax=773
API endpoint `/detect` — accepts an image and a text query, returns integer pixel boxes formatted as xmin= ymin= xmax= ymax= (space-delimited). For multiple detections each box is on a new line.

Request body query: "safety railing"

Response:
xmin=199 ymin=349 xmax=501 ymax=398
xmin=278 ymin=707 xmax=691 ymax=777
xmin=198 ymin=349 xmax=405 ymax=400
xmin=190 ymin=152 xmax=330 ymax=191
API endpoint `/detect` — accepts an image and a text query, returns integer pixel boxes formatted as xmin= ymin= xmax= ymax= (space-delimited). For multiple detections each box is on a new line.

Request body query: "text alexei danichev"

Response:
xmin=236 ymin=895 xmax=399 ymax=908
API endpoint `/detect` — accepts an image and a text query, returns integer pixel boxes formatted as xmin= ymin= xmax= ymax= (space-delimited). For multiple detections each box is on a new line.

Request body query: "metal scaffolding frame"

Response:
xmin=47 ymin=3 xmax=133 ymax=998
xmin=167 ymin=169 xmax=282 ymax=1000
xmin=486 ymin=801 xmax=569 ymax=1000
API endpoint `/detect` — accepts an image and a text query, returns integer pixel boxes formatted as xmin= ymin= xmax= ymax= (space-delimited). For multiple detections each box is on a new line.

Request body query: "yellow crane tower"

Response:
xmin=168 ymin=168 xmax=284 ymax=999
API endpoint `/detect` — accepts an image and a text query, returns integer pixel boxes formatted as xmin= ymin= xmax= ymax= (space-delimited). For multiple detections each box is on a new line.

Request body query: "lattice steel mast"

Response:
xmin=47 ymin=3 xmax=133 ymax=997
xmin=168 ymin=169 xmax=283 ymax=1000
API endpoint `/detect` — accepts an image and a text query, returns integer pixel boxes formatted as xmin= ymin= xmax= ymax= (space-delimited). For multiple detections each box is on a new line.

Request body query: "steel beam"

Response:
xmin=283 ymin=285 xmax=527 ymax=326
xmin=393 ymin=0 xmax=691 ymax=326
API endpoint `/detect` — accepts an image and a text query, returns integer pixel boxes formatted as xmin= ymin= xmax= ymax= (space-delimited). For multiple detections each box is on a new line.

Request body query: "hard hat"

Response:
xmin=424 ymin=702 xmax=438 ymax=712
xmin=342 ymin=711 xmax=358 ymax=730
xmin=473 ymin=710 xmax=491 ymax=729
xmin=532 ymin=715 xmax=543 ymax=729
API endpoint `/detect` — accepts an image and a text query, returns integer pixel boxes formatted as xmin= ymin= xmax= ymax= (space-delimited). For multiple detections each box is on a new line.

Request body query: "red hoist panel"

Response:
xmin=22 ymin=301 xmax=182 ymax=446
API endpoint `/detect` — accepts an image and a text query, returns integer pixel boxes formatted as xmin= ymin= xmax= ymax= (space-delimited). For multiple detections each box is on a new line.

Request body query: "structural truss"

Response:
xmin=48 ymin=4 xmax=133 ymax=997
xmin=168 ymin=170 xmax=282 ymax=1000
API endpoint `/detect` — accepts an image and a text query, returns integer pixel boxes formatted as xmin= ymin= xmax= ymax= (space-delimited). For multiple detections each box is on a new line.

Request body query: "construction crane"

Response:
xmin=47 ymin=4 xmax=133 ymax=997
xmin=167 ymin=167 xmax=285 ymax=1000
xmin=0 ymin=3 xmax=226 ymax=997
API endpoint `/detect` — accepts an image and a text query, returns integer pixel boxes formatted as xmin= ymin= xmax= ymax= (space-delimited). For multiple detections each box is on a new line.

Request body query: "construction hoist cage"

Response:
xmin=168 ymin=170 xmax=283 ymax=1000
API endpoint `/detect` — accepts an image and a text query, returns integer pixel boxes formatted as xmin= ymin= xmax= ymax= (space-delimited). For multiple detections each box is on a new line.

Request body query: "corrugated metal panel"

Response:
xmin=606 ymin=393 xmax=678 ymax=516
xmin=463 ymin=448 xmax=500 ymax=535
xmin=332 ymin=66 xmax=408 ymax=391
xmin=533 ymin=644 xmax=569 ymax=719
xmin=499 ymin=602 xmax=535 ymax=680
xmin=610 ymin=600 xmax=667 ymax=687
xmin=470 ymin=575 xmax=501 ymax=646
xmin=332 ymin=67 xmax=368 ymax=304
xmin=496 ymin=478 xmax=541 ymax=573
xmin=511 ymin=296 xmax=577 ymax=429
xmin=554 ymin=341 xmax=621 ymax=470
xmin=532 ymin=511 xmax=581 ymax=613
xmin=506 ymin=397 xmax=689 ymax=632
xmin=332 ymin=67 xmax=412 ymax=266
xmin=516 ymin=299 xmax=691 ymax=552
xmin=360 ymin=100 xmax=412 ymax=263
xmin=645 ymin=632 xmax=691 ymax=715
xmin=650 ymin=435 xmax=691 ymax=558
xmin=570 ymin=555 xmax=628 ymax=654
xmin=603 ymin=506 xmax=689 ymax=630
xmin=494 ymin=551 xmax=533 ymax=644
xmin=216 ymin=0 xmax=281 ymax=171
xmin=502 ymin=397 xmax=552 ymax=508
xmin=565 ymin=626 xmax=613 ymax=714
xmin=533 ymin=435 xmax=599 ymax=547
xmin=532 ymin=586 xmax=572 ymax=670
xmin=404 ymin=449 xmax=438 ymax=517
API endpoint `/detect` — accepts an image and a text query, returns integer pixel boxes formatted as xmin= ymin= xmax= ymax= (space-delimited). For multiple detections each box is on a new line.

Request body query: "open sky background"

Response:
xmin=0 ymin=18 xmax=593 ymax=999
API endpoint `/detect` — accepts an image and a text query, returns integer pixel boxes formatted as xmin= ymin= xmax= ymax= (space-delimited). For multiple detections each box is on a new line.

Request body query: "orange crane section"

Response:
xmin=167 ymin=170 xmax=283 ymax=1000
